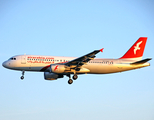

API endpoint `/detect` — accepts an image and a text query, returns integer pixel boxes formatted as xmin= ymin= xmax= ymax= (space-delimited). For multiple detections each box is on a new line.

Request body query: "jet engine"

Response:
xmin=44 ymin=72 xmax=63 ymax=80
xmin=50 ymin=65 xmax=66 ymax=73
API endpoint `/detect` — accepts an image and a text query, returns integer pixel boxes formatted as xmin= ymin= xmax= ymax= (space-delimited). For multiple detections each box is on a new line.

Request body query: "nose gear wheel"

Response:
xmin=20 ymin=71 xmax=25 ymax=80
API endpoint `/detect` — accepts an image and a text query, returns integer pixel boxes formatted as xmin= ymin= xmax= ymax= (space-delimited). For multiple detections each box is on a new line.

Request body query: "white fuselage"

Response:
xmin=2 ymin=55 xmax=150 ymax=74
xmin=2 ymin=37 xmax=151 ymax=84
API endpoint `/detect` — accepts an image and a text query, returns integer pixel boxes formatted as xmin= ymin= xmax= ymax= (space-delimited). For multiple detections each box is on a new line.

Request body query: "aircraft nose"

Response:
xmin=2 ymin=61 xmax=8 ymax=68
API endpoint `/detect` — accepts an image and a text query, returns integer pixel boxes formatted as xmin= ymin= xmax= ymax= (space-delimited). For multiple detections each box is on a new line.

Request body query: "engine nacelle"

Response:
xmin=44 ymin=72 xmax=63 ymax=80
xmin=50 ymin=65 xmax=66 ymax=73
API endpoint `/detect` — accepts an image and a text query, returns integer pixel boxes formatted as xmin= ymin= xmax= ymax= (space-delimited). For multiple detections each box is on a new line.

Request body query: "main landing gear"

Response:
xmin=73 ymin=74 xmax=78 ymax=80
xmin=68 ymin=79 xmax=73 ymax=84
xmin=20 ymin=71 xmax=25 ymax=80
xmin=67 ymin=74 xmax=78 ymax=84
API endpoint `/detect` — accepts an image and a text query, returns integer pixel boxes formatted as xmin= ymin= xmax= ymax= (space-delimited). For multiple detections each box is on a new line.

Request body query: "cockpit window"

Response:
xmin=9 ymin=57 xmax=16 ymax=60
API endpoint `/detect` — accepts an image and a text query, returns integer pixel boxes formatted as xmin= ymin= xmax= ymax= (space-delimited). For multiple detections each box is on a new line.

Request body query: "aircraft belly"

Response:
xmin=13 ymin=62 xmax=48 ymax=71
xmin=12 ymin=67 xmax=44 ymax=71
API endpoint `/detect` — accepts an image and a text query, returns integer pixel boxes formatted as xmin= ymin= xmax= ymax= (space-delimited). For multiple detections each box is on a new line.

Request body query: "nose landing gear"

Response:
xmin=20 ymin=71 xmax=25 ymax=80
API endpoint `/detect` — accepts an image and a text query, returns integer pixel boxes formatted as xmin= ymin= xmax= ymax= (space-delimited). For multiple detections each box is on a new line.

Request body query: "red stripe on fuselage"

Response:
xmin=40 ymin=65 xmax=50 ymax=71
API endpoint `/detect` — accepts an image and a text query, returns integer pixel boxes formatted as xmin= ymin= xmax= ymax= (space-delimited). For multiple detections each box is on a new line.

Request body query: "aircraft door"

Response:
xmin=21 ymin=56 xmax=26 ymax=64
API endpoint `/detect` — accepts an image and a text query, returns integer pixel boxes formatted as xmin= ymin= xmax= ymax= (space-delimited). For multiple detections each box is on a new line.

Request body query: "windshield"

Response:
xmin=9 ymin=57 xmax=16 ymax=60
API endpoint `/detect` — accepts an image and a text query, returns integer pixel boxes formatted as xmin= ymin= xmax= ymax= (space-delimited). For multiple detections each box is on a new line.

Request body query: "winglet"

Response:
xmin=100 ymin=48 xmax=104 ymax=52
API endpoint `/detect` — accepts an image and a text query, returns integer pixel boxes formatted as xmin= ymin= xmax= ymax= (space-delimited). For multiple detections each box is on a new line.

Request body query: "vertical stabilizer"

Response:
xmin=120 ymin=37 xmax=147 ymax=61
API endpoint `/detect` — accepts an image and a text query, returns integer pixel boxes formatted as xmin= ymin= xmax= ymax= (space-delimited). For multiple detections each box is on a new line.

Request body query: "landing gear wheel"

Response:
xmin=73 ymin=74 xmax=78 ymax=80
xmin=68 ymin=79 xmax=73 ymax=84
xmin=21 ymin=76 xmax=24 ymax=80
xmin=21 ymin=71 xmax=25 ymax=80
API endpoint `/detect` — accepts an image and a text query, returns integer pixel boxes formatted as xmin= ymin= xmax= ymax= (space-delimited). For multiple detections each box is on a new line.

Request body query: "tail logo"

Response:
xmin=134 ymin=41 xmax=142 ymax=54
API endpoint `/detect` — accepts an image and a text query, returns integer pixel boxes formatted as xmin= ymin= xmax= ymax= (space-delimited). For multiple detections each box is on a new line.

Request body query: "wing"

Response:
xmin=64 ymin=48 xmax=104 ymax=69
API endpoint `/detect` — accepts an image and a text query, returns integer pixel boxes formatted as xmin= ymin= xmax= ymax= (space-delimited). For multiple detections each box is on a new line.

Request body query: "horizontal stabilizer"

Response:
xmin=131 ymin=58 xmax=152 ymax=65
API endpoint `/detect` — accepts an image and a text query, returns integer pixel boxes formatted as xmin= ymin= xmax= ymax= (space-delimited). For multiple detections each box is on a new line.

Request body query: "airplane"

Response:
xmin=2 ymin=37 xmax=152 ymax=84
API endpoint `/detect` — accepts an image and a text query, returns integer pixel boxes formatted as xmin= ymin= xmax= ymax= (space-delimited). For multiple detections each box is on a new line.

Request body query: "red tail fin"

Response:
xmin=120 ymin=37 xmax=147 ymax=60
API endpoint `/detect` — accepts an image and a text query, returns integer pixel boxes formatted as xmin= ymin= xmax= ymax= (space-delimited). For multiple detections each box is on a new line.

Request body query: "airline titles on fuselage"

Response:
xmin=27 ymin=56 xmax=54 ymax=64
xmin=27 ymin=56 xmax=113 ymax=65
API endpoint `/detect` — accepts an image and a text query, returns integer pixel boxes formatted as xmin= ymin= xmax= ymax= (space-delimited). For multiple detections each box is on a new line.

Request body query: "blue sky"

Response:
xmin=0 ymin=0 xmax=154 ymax=120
